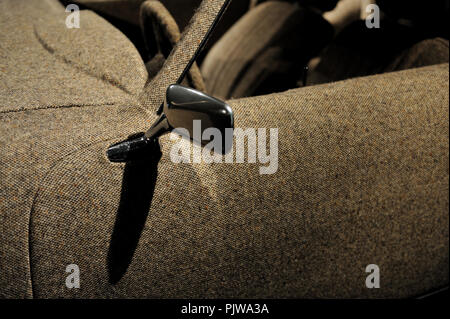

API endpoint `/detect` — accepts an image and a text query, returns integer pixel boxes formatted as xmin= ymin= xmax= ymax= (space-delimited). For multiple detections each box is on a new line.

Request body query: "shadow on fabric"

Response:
xmin=107 ymin=141 xmax=162 ymax=284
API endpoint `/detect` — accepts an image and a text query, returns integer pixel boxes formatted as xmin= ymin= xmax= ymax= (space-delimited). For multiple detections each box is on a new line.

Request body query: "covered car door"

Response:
xmin=0 ymin=0 xmax=448 ymax=298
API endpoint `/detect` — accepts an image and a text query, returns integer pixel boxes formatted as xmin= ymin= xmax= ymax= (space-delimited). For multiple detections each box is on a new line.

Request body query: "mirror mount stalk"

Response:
xmin=107 ymin=85 xmax=234 ymax=163
xmin=144 ymin=114 xmax=170 ymax=140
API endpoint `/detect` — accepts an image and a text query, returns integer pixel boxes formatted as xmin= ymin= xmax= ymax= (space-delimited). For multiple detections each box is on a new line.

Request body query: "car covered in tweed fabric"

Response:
xmin=0 ymin=0 xmax=448 ymax=298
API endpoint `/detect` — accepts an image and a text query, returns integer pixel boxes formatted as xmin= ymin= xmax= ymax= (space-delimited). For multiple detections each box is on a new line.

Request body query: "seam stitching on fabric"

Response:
xmin=0 ymin=102 xmax=120 ymax=115
xmin=27 ymin=135 xmax=123 ymax=298
xmin=33 ymin=24 xmax=133 ymax=96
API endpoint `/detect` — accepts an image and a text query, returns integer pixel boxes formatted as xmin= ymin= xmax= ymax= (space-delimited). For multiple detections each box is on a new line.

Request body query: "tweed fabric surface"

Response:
xmin=0 ymin=0 xmax=147 ymax=113
xmin=0 ymin=0 xmax=448 ymax=299
xmin=2 ymin=63 xmax=448 ymax=298
xmin=0 ymin=0 xmax=148 ymax=298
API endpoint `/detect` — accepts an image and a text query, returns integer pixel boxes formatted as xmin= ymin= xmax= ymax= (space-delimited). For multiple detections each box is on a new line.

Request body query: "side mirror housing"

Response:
xmin=107 ymin=85 xmax=234 ymax=162
xmin=164 ymin=84 xmax=234 ymax=152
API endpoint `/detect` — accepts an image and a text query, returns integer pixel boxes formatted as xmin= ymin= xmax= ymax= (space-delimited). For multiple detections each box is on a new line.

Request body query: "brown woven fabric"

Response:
xmin=0 ymin=0 xmax=148 ymax=298
xmin=0 ymin=1 xmax=147 ymax=113
xmin=0 ymin=0 xmax=448 ymax=299
xmin=21 ymin=63 xmax=450 ymax=298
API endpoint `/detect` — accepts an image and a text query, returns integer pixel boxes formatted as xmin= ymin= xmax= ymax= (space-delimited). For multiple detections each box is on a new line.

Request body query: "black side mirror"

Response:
xmin=107 ymin=85 xmax=234 ymax=163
